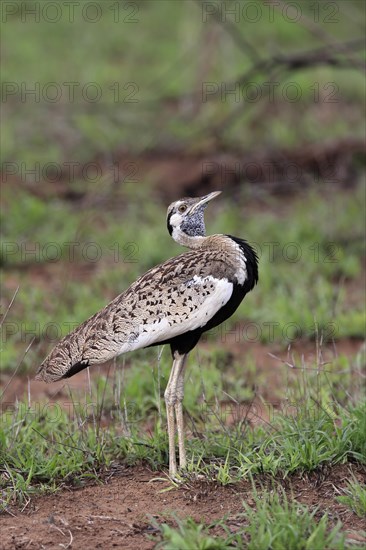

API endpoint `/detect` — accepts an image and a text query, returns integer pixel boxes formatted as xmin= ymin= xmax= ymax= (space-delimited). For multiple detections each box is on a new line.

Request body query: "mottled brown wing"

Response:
xmin=36 ymin=247 xmax=235 ymax=382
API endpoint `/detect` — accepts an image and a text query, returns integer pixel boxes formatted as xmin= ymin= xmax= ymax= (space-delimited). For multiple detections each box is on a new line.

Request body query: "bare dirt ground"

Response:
xmin=1 ymin=464 xmax=365 ymax=549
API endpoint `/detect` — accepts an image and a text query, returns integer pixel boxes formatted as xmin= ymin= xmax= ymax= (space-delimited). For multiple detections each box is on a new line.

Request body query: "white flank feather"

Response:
xmin=119 ymin=276 xmax=233 ymax=353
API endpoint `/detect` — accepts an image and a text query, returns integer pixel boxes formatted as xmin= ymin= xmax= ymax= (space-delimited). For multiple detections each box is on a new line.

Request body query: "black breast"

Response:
xmin=226 ymin=235 xmax=259 ymax=292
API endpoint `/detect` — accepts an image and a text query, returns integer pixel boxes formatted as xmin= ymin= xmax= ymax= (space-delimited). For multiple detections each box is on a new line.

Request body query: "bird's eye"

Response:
xmin=178 ymin=204 xmax=187 ymax=213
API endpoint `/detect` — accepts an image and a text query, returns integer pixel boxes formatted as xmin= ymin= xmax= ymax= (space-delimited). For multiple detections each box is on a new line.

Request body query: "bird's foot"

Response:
xmin=168 ymin=468 xmax=188 ymax=484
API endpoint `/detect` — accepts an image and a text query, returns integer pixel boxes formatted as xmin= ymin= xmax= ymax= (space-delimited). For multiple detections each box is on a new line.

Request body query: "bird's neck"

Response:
xmin=172 ymin=227 xmax=206 ymax=249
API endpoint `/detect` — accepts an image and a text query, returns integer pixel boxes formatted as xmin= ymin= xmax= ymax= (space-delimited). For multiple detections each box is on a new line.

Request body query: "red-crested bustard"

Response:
xmin=36 ymin=192 xmax=258 ymax=476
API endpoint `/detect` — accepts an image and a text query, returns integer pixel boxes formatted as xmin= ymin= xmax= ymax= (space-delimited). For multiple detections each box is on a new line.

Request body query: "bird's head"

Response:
xmin=167 ymin=191 xmax=221 ymax=248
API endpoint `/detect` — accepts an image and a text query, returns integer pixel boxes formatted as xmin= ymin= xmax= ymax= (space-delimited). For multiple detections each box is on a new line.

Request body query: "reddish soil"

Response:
xmin=1 ymin=464 xmax=365 ymax=549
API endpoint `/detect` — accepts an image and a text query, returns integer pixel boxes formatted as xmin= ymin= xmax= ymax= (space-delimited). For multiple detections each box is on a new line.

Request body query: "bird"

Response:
xmin=36 ymin=191 xmax=258 ymax=477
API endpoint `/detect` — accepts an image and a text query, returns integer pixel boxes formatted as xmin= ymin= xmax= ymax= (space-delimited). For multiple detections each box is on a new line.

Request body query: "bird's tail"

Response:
xmin=35 ymin=325 xmax=90 ymax=383
xmin=36 ymin=293 xmax=130 ymax=383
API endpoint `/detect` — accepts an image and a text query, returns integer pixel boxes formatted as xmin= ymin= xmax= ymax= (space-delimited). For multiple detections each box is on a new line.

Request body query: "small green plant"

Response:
xmin=153 ymin=517 xmax=234 ymax=550
xmin=240 ymin=487 xmax=346 ymax=550
xmin=337 ymin=477 xmax=366 ymax=518
xmin=154 ymin=488 xmax=348 ymax=550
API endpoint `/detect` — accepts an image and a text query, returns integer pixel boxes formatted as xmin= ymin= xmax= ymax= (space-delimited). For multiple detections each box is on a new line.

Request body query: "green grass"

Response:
xmin=153 ymin=489 xmax=350 ymax=549
xmin=239 ymin=489 xmax=345 ymax=550
xmin=154 ymin=517 xmax=230 ymax=550
xmin=1 ymin=374 xmax=365 ymax=511
xmin=186 ymin=400 xmax=366 ymax=480
xmin=337 ymin=477 xmax=366 ymax=518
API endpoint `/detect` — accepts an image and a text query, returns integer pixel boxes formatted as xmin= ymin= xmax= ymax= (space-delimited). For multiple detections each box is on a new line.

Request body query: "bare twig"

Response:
xmin=193 ymin=0 xmax=261 ymax=63
xmin=0 ymin=286 xmax=19 ymax=328
xmin=271 ymin=0 xmax=365 ymax=70
xmin=0 ymin=338 xmax=35 ymax=401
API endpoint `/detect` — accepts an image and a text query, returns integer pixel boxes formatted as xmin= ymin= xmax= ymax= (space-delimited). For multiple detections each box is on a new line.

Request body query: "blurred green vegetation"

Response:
xmin=1 ymin=0 xmax=365 ymax=163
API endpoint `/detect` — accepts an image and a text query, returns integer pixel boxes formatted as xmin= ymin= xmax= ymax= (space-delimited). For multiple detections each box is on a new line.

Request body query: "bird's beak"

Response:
xmin=189 ymin=191 xmax=222 ymax=214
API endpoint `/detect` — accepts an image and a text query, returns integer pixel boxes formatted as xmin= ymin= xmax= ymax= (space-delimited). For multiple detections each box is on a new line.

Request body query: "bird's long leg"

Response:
xmin=166 ymin=401 xmax=176 ymax=476
xmin=164 ymin=356 xmax=180 ymax=476
xmin=164 ymin=352 xmax=187 ymax=477
xmin=175 ymin=354 xmax=187 ymax=470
